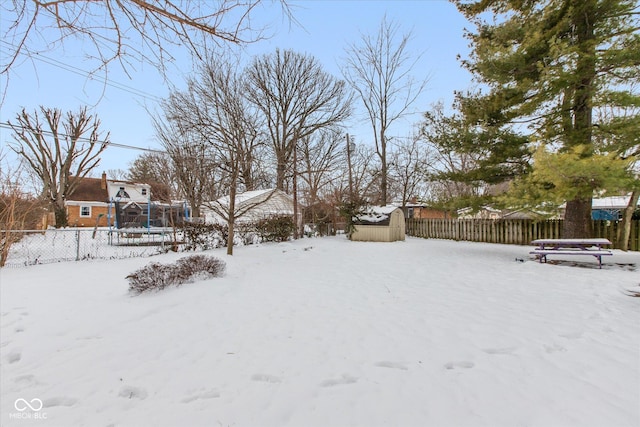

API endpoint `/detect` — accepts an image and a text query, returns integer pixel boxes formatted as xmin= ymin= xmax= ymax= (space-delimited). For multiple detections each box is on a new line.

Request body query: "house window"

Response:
xmin=141 ymin=188 xmax=147 ymax=196
xmin=116 ymin=187 xmax=130 ymax=198
xmin=80 ymin=206 xmax=91 ymax=217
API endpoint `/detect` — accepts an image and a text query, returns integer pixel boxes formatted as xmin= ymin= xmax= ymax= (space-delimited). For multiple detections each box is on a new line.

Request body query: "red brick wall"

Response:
xmin=67 ymin=205 xmax=112 ymax=227
xmin=415 ymin=208 xmax=448 ymax=219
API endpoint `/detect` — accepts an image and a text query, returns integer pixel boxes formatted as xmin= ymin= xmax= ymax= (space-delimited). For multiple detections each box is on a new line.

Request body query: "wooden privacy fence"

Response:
xmin=406 ymin=218 xmax=640 ymax=251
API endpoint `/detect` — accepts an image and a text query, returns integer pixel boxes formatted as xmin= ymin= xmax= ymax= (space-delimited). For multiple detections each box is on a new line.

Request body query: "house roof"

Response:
xmin=213 ymin=189 xmax=293 ymax=206
xmin=592 ymin=196 xmax=639 ymax=209
xmin=108 ymin=179 xmax=150 ymax=187
xmin=67 ymin=177 xmax=108 ymax=202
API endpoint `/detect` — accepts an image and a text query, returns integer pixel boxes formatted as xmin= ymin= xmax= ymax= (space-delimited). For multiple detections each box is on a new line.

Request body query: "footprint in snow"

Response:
xmin=559 ymin=331 xmax=583 ymax=340
xmin=181 ymin=389 xmax=220 ymax=403
xmin=320 ymin=374 xmax=358 ymax=387
xmin=42 ymin=397 xmax=78 ymax=408
xmin=251 ymin=374 xmax=282 ymax=384
xmin=6 ymin=350 xmax=21 ymax=364
xmin=118 ymin=386 xmax=148 ymax=400
xmin=543 ymin=343 xmax=566 ymax=353
xmin=444 ymin=361 xmax=474 ymax=370
xmin=374 ymin=361 xmax=408 ymax=370
xmin=482 ymin=347 xmax=517 ymax=355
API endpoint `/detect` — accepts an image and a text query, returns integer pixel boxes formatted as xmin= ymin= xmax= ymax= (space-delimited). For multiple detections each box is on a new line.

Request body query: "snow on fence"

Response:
xmin=406 ymin=218 xmax=640 ymax=251
xmin=1 ymin=229 xmax=179 ymax=268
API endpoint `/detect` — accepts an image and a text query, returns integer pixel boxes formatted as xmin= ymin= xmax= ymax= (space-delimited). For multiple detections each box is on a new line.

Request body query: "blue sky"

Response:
xmin=0 ymin=0 xmax=473 ymax=175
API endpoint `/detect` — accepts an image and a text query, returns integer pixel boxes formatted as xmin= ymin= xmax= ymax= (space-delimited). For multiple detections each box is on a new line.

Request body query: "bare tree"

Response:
xmin=163 ymin=57 xmax=265 ymax=254
xmin=0 ymin=152 xmax=46 ymax=266
xmin=342 ymin=16 xmax=428 ymax=205
xmin=388 ymin=133 xmax=432 ymax=207
xmin=298 ymin=128 xmax=345 ymax=225
xmin=128 ymin=151 xmax=178 ymax=197
xmin=245 ymin=48 xmax=353 ymax=191
xmin=1 ymin=0 xmax=292 ymax=88
xmin=153 ymin=121 xmax=222 ymax=219
xmin=106 ymin=168 xmax=129 ymax=181
xmin=7 ymin=106 xmax=109 ymax=227
xmin=345 ymin=143 xmax=379 ymax=205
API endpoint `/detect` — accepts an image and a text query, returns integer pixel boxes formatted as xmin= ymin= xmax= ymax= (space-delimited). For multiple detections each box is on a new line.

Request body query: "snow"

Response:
xmin=354 ymin=205 xmax=399 ymax=223
xmin=1 ymin=236 xmax=639 ymax=427
xmin=592 ymin=196 xmax=638 ymax=209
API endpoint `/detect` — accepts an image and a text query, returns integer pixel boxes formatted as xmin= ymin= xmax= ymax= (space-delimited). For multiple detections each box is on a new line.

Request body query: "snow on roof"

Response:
xmin=592 ymin=196 xmax=638 ymax=209
xmin=354 ymin=205 xmax=399 ymax=223
xmin=213 ymin=189 xmax=279 ymax=206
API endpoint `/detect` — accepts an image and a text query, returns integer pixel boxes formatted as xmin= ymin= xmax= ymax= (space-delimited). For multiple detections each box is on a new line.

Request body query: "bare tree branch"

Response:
xmin=6 ymin=106 xmax=109 ymax=227
xmin=1 ymin=0 xmax=293 ymax=95
xmin=342 ymin=16 xmax=429 ymax=205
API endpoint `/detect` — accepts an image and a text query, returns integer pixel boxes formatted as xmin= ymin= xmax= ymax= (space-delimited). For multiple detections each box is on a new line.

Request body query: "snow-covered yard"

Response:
xmin=1 ymin=236 xmax=639 ymax=427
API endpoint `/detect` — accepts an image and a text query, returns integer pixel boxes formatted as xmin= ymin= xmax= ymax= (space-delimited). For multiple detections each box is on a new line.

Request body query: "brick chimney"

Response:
xmin=101 ymin=171 xmax=107 ymax=190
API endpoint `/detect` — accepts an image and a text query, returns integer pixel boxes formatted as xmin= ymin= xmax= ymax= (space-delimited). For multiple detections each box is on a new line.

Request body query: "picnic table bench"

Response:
xmin=530 ymin=238 xmax=613 ymax=268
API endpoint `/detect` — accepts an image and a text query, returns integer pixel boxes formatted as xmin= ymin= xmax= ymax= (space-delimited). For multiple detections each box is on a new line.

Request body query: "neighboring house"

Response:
xmin=351 ymin=205 xmax=405 ymax=242
xmin=393 ymin=198 xmax=450 ymax=220
xmin=457 ymin=206 xmax=503 ymax=220
xmin=65 ymin=173 xmax=189 ymax=228
xmin=591 ymin=195 xmax=640 ymax=220
xmin=66 ymin=174 xmax=112 ymax=227
xmin=203 ymin=189 xmax=299 ymax=225
xmin=107 ymin=177 xmax=152 ymax=228
xmin=457 ymin=206 xmax=555 ymax=220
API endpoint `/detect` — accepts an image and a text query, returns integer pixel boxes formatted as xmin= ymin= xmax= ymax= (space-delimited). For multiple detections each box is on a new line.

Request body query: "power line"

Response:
xmin=0 ymin=40 xmax=165 ymax=103
xmin=0 ymin=122 xmax=165 ymax=154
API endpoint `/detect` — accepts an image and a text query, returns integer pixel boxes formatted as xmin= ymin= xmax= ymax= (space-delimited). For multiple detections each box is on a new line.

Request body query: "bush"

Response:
xmin=127 ymin=255 xmax=226 ymax=295
xmin=255 ymin=215 xmax=295 ymax=242
xmin=181 ymin=222 xmax=221 ymax=251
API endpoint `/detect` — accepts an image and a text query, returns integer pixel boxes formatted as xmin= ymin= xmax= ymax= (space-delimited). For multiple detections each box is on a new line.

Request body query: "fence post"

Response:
xmin=75 ymin=229 xmax=81 ymax=261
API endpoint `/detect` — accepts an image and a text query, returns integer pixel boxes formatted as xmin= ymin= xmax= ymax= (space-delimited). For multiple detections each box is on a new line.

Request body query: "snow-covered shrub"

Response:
xmin=181 ymin=223 xmax=221 ymax=251
xmin=255 ymin=216 xmax=295 ymax=242
xmin=174 ymin=255 xmax=226 ymax=280
xmin=127 ymin=255 xmax=226 ymax=295
xmin=235 ymin=223 xmax=259 ymax=246
xmin=126 ymin=262 xmax=177 ymax=294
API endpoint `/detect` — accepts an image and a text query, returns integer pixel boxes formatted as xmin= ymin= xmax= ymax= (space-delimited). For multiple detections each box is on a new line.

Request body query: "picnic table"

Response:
xmin=530 ymin=238 xmax=613 ymax=268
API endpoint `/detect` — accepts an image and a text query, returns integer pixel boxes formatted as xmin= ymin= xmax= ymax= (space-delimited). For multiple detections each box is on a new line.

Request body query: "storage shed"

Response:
xmin=351 ymin=206 xmax=405 ymax=242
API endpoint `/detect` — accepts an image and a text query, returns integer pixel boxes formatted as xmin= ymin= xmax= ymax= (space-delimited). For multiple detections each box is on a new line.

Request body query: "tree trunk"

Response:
xmin=380 ymin=129 xmax=387 ymax=205
xmin=617 ymin=190 xmax=639 ymax=251
xmin=276 ymin=153 xmax=286 ymax=191
xmin=189 ymin=201 xmax=201 ymax=220
xmin=562 ymin=2 xmax=596 ymax=240
xmin=54 ymin=204 xmax=68 ymax=228
xmin=563 ymin=198 xmax=592 ymax=238
xmin=226 ymin=181 xmax=237 ymax=256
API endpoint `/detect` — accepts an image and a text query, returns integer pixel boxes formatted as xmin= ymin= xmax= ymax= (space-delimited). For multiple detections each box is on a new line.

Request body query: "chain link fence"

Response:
xmin=1 ymin=228 xmax=182 ymax=268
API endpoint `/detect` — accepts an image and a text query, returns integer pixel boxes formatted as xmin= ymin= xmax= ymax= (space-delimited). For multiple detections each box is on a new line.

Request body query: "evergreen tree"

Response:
xmin=421 ymin=100 xmax=531 ymax=212
xmin=455 ymin=0 xmax=640 ymax=237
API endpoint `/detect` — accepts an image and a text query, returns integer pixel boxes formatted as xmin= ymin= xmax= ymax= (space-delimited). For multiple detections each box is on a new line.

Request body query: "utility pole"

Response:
xmin=292 ymin=131 xmax=299 ymax=239
xmin=346 ymin=133 xmax=354 ymax=203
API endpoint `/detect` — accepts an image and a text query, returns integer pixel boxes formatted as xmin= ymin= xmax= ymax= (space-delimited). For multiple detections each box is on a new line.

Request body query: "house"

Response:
xmin=65 ymin=174 xmax=112 ymax=227
xmin=203 ymin=189 xmax=299 ymax=226
xmin=457 ymin=206 xmax=503 ymax=220
xmin=66 ymin=173 xmax=188 ymax=228
xmin=350 ymin=205 xmax=405 ymax=242
xmin=392 ymin=198 xmax=450 ymax=220
xmin=591 ymin=195 xmax=640 ymax=220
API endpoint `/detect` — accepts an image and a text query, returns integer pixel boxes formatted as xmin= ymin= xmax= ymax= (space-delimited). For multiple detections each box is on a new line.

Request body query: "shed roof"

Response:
xmin=353 ymin=205 xmax=401 ymax=225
